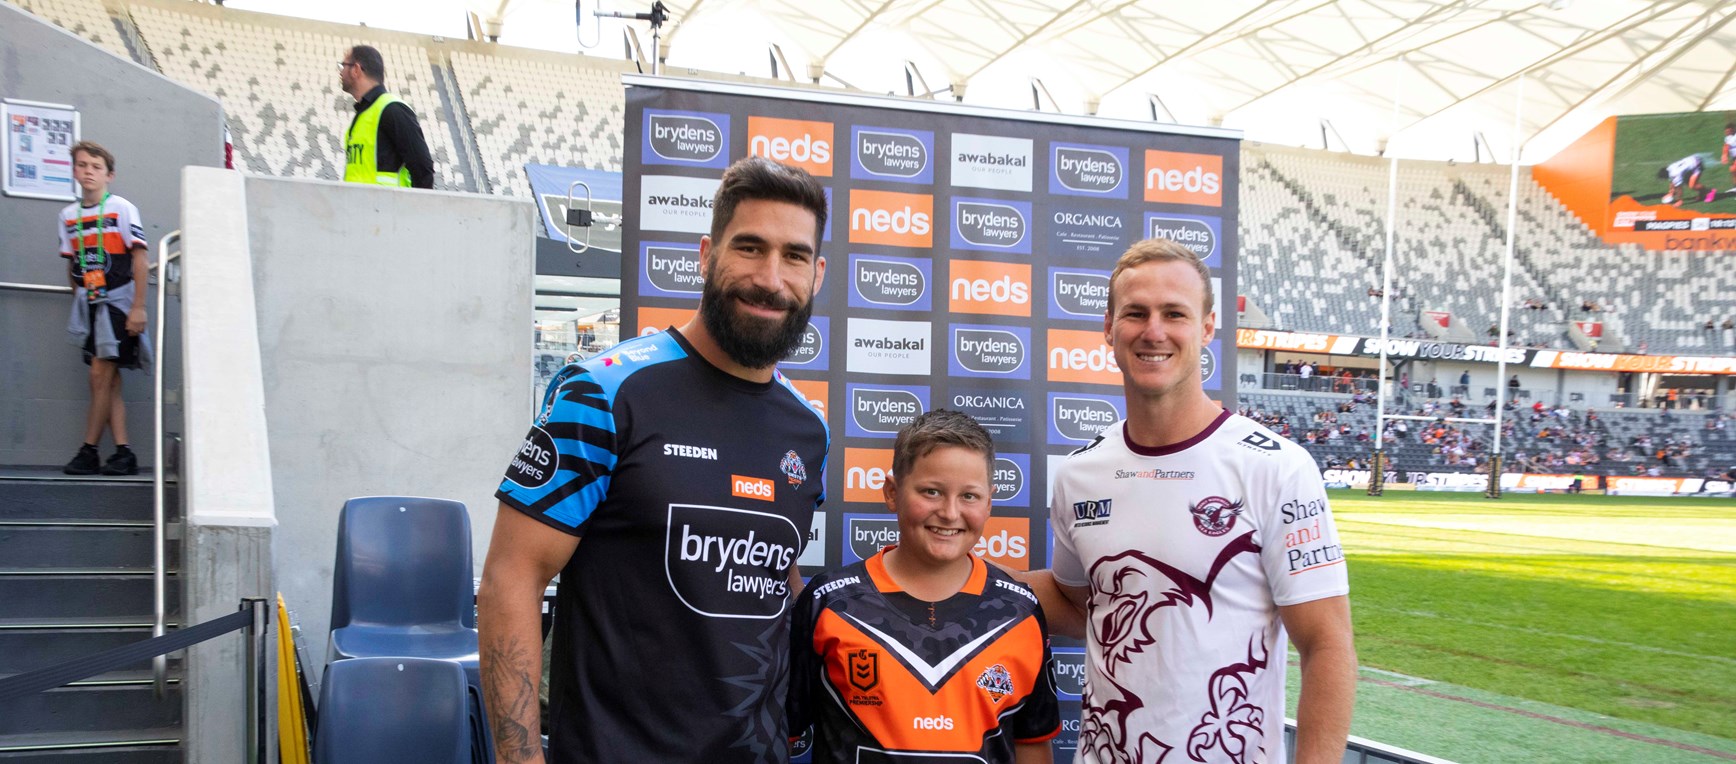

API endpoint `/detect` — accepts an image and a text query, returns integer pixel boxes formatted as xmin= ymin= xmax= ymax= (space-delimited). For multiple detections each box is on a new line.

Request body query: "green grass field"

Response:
xmin=1327 ymin=489 xmax=1736 ymax=760
xmin=1610 ymin=111 xmax=1736 ymax=213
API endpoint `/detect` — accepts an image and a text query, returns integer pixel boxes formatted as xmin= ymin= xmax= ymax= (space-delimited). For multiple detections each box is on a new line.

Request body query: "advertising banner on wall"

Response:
xmin=619 ymin=77 xmax=1241 ymax=615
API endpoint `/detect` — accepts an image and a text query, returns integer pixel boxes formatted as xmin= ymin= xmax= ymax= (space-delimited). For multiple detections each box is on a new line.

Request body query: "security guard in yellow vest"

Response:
xmin=340 ymin=45 xmax=434 ymax=189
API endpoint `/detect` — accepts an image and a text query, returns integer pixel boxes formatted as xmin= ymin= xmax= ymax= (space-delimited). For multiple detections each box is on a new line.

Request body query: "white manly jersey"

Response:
xmin=1049 ymin=411 xmax=1349 ymax=764
xmin=1725 ymin=134 xmax=1736 ymax=153
xmin=1668 ymin=155 xmax=1703 ymax=185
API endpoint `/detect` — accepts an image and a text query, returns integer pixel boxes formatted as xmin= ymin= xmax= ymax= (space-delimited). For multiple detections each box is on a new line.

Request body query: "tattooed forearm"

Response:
xmin=482 ymin=634 xmax=543 ymax=763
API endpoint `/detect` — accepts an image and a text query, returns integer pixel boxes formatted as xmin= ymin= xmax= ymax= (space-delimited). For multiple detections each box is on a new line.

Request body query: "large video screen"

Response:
xmin=1607 ymin=111 xmax=1736 ymax=248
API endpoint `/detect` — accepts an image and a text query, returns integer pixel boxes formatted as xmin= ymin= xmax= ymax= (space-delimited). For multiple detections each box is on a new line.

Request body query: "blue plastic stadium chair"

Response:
xmin=327 ymin=496 xmax=479 ymax=679
xmin=315 ymin=657 xmax=471 ymax=764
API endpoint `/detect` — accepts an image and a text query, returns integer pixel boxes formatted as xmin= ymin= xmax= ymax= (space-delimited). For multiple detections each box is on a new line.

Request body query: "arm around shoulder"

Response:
xmin=1279 ymin=595 xmax=1356 ymax=764
xmin=1014 ymin=741 xmax=1054 ymax=764
xmin=477 ymin=503 xmax=580 ymax=764
xmin=1009 ymin=568 xmax=1088 ymax=640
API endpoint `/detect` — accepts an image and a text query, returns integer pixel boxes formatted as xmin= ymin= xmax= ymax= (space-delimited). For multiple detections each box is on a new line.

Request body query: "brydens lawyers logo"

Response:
xmin=638 ymin=242 xmax=702 ymax=299
xmin=949 ymin=260 xmax=1031 ymax=317
xmin=848 ymin=189 xmax=933 ymax=248
xmin=992 ymin=453 xmax=1030 ymax=507
xmin=1050 ymin=142 xmax=1129 ymax=198
xmin=665 ymin=504 xmax=798 ymax=618
xmin=1049 ymin=268 xmax=1110 ymax=321
xmin=781 ymin=316 xmax=828 ymax=371
xmin=846 ymin=318 xmax=930 ymax=376
xmin=949 ymin=323 xmax=1031 ymax=379
xmin=1051 ymin=646 xmax=1086 ymax=700
xmin=950 ymin=197 xmax=1032 ymax=254
xmin=1047 ymin=329 xmax=1121 ymax=386
xmin=843 ymin=513 xmax=898 ymax=563
xmin=641 ymin=110 xmax=729 ymax=168
xmin=1145 ymin=212 xmax=1222 ymax=267
xmin=1202 ymin=339 xmax=1221 ymax=391
xmin=845 ymin=383 xmax=929 ymax=439
xmin=843 ymin=448 xmax=894 ymax=504
xmin=1048 ymin=392 xmax=1124 ymax=446
xmin=849 ymin=254 xmax=932 ymax=311
xmin=747 ymin=116 xmax=833 ymax=176
xmin=851 ymin=126 xmax=933 ymax=184
xmin=1144 ymin=149 xmax=1222 ymax=207
xmin=505 ymin=426 xmax=558 ymax=489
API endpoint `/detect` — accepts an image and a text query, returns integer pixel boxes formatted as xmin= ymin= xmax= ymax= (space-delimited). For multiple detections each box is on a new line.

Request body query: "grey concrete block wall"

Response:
xmin=0 ymin=3 xmax=223 ymax=466
xmin=240 ymin=175 xmax=534 ymax=659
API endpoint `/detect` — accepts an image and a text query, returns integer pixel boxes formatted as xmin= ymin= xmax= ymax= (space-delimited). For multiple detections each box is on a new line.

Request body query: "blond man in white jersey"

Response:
xmin=1017 ymin=239 xmax=1356 ymax=764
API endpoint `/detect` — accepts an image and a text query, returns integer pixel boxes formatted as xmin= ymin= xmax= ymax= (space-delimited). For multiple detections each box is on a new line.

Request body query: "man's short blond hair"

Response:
xmin=1106 ymin=238 xmax=1213 ymax=316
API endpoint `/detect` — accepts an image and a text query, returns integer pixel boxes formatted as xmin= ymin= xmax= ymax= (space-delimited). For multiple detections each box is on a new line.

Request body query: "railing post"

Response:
xmin=242 ymin=597 xmax=269 ymax=764
xmin=152 ymin=230 xmax=181 ymax=698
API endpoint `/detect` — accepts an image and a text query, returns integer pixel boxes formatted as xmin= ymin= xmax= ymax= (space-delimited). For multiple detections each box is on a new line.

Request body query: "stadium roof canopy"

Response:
xmin=270 ymin=0 xmax=1736 ymax=162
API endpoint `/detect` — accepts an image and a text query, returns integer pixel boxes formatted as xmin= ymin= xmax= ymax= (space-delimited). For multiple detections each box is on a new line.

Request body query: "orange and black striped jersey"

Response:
xmin=789 ymin=547 xmax=1060 ymax=763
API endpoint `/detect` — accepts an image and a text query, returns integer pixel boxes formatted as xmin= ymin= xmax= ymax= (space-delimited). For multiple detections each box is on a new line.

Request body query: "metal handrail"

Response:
xmin=152 ymin=230 xmax=182 ymax=696
xmin=0 ymin=280 xmax=74 ymax=294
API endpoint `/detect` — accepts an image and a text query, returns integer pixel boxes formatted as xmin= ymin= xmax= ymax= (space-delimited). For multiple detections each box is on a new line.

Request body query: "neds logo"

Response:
xmin=643 ymin=245 xmax=701 ymax=295
xmin=1050 ymin=269 xmax=1110 ymax=319
xmin=948 ymin=261 xmax=1031 ymax=317
xmin=646 ymin=112 xmax=725 ymax=164
xmin=852 ymin=127 xmax=932 ymax=182
xmin=843 ymin=448 xmax=895 ymax=504
xmin=850 ymin=255 xmax=930 ymax=309
xmin=1144 ymin=150 xmax=1223 ymax=206
xmin=1050 ymin=394 xmax=1121 ymax=444
xmin=847 ymin=384 xmax=929 ymax=438
xmin=951 ymin=325 xmax=1030 ymax=378
xmin=731 ymin=475 xmax=775 ymax=502
xmin=1051 ymin=143 xmax=1127 ymax=196
xmin=849 ymin=189 xmax=933 ymax=248
xmin=974 ymin=517 xmax=1030 ymax=570
xmin=1047 ymin=329 xmax=1122 ymax=386
xmin=789 ymin=379 xmax=828 ymax=418
xmin=747 ymin=116 xmax=833 ymax=176
xmin=952 ymin=199 xmax=1029 ymax=251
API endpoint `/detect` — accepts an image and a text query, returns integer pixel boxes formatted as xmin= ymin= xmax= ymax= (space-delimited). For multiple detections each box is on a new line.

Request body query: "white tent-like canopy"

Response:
xmin=239 ymin=0 xmax=1736 ymax=162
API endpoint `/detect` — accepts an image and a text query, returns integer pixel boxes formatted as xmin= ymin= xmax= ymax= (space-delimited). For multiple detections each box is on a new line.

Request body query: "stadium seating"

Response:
xmin=314 ymin=657 xmax=473 ymax=764
xmin=448 ymin=50 xmax=625 ymax=196
xmin=327 ymin=496 xmax=480 ymax=679
xmin=11 ymin=0 xmax=133 ymax=59
xmin=129 ymin=3 xmax=472 ymax=190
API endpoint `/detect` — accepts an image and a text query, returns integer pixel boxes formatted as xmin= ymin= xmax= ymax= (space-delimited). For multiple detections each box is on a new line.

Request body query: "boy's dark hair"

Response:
xmin=349 ymin=45 xmax=385 ymax=82
xmin=708 ymin=156 xmax=828 ymax=247
xmin=71 ymin=141 xmax=116 ymax=173
xmin=891 ymin=409 xmax=995 ymax=479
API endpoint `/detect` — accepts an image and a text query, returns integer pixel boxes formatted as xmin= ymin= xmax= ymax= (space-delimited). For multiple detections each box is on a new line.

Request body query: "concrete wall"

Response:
xmin=241 ymin=175 xmax=534 ymax=659
xmin=0 ymin=3 xmax=223 ymax=465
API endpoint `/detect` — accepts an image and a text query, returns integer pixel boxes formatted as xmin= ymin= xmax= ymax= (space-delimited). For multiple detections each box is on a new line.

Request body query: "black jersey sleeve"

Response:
xmin=1010 ymin=606 xmax=1063 ymax=744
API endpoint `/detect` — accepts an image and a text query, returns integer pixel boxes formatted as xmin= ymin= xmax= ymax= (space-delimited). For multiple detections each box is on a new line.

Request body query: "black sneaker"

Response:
xmin=102 ymin=447 xmax=138 ymax=476
xmin=64 ymin=445 xmax=101 ymax=475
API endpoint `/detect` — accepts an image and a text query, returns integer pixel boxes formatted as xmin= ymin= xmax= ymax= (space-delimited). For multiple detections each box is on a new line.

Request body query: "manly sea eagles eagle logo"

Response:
xmin=1188 ymin=496 xmax=1245 ymax=537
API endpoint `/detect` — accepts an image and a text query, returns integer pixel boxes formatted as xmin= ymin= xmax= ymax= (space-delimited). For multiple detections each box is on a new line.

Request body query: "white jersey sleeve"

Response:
xmin=1252 ymin=443 xmax=1350 ymax=606
xmin=1048 ymin=464 xmax=1088 ymax=588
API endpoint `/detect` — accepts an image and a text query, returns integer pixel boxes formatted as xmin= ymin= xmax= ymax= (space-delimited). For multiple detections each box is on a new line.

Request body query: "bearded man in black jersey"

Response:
xmin=480 ymin=156 xmax=830 ymax=764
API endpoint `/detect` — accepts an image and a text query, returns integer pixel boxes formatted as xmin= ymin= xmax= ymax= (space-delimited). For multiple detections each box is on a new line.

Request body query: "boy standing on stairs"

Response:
xmin=57 ymin=141 xmax=150 ymax=476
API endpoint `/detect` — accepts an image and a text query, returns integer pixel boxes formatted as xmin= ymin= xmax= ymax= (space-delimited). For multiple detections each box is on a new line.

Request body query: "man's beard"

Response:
xmin=698 ymin=272 xmax=814 ymax=370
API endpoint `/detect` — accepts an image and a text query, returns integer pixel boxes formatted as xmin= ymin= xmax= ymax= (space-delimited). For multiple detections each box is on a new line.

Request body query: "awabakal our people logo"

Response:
xmin=851 ymin=126 xmax=934 ymax=184
xmin=1143 ymin=149 xmax=1222 ymax=207
xmin=846 ymin=318 xmax=931 ymax=376
xmin=639 ymin=175 xmax=720 ymax=235
xmin=747 ymin=116 xmax=834 ymax=177
xmin=951 ymin=133 xmax=1033 ymax=192
xmin=948 ymin=260 xmax=1031 ymax=317
xmin=848 ymin=189 xmax=933 ymax=248
xmin=641 ymin=109 xmax=729 ymax=169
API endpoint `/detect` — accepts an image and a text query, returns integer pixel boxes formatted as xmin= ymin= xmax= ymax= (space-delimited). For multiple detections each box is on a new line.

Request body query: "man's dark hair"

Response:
xmin=891 ymin=409 xmax=995 ymax=480
xmin=70 ymin=141 xmax=116 ymax=172
xmin=708 ymin=156 xmax=827 ymax=246
xmin=349 ymin=45 xmax=385 ymax=82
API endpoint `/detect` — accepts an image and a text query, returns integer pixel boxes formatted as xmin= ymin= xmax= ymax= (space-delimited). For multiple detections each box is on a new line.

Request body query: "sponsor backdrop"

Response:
xmin=622 ymin=82 xmax=1239 ymax=757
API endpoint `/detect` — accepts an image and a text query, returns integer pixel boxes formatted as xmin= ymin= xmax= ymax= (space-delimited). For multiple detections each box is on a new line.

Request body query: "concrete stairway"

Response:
xmin=0 ymin=471 xmax=182 ymax=763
